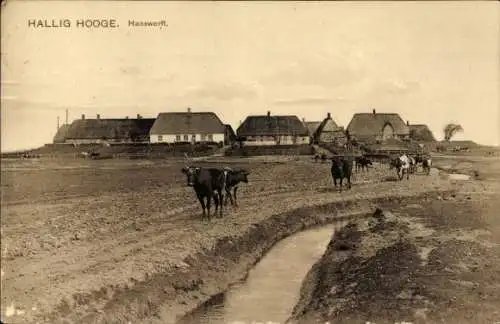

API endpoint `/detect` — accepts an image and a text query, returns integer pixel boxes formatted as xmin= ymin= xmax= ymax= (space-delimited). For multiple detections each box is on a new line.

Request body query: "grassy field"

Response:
xmin=1 ymin=152 xmax=499 ymax=323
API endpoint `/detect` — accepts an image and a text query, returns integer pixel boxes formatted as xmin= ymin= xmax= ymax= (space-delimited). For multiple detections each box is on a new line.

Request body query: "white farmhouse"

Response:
xmin=236 ymin=111 xmax=310 ymax=146
xmin=149 ymin=108 xmax=226 ymax=144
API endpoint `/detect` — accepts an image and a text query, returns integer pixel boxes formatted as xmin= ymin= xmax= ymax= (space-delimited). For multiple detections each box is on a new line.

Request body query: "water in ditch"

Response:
xmin=178 ymin=220 xmax=349 ymax=324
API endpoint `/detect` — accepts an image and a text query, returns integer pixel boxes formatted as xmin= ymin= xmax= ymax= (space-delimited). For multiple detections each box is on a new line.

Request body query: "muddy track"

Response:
xmin=32 ymin=189 xmax=456 ymax=324
xmin=2 ymin=167 xmax=384 ymax=262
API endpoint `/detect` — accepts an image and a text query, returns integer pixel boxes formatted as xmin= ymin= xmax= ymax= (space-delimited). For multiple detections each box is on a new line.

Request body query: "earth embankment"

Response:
xmin=289 ymin=191 xmax=500 ymax=324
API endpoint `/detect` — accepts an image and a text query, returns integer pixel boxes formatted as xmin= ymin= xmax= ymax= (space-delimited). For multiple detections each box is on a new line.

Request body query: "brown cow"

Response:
xmin=181 ymin=166 xmax=227 ymax=220
xmin=223 ymin=168 xmax=250 ymax=207
xmin=330 ymin=156 xmax=354 ymax=192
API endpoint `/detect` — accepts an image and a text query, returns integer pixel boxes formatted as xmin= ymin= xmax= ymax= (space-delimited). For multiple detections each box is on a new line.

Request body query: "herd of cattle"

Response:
xmin=181 ymin=166 xmax=250 ymax=219
xmin=181 ymin=152 xmax=432 ymax=220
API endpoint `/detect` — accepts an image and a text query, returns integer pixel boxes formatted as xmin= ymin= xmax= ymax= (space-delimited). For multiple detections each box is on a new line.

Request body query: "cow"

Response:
xmin=222 ymin=168 xmax=250 ymax=207
xmin=415 ymin=154 xmax=432 ymax=176
xmin=389 ymin=156 xmax=400 ymax=170
xmin=406 ymin=156 xmax=416 ymax=174
xmin=422 ymin=157 xmax=432 ymax=175
xmin=391 ymin=154 xmax=411 ymax=180
xmin=355 ymin=156 xmax=373 ymax=172
xmin=414 ymin=154 xmax=432 ymax=175
xmin=413 ymin=154 xmax=423 ymax=172
xmin=181 ymin=166 xmax=227 ymax=220
xmin=330 ymin=155 xmax=354 ymax=192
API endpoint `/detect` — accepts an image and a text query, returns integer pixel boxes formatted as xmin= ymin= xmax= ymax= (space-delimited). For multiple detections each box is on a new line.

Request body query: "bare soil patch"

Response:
xmin=1 ymin=155 xmax=497 ymax=323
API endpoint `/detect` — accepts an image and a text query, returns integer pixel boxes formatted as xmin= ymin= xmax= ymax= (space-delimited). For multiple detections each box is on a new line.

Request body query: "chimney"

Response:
xmin=407 ymin=120 xmax=410 ymax=126
xmin=302 ymin=118 xmax=306 ymax=123
xmin=137 ymin=114 xmax=142 ymax=119
xmin=372 ymin=109 xmax=376 ymax=115
xmin=65 ymin=109 xmax=68 ymax=125
xmin=267 ymin=111 xmax=271 ymax=117
xmin=97 ymin=114 xmax=100 ymax=119
xmin=57 ymin=116 xmax=60 ymax=130
xmin=81 ymin=114 xmax=85 ymax=120
xmin=125 ymin=116 xmax=129 ymax=119
xmin=187 ymin=107 xmax=192 ymax=113
xmin=327 ymin=112 xmax=331 ymax=119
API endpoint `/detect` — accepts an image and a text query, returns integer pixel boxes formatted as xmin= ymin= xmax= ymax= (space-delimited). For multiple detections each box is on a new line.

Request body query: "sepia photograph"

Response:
xmin=1 ymin=1 xmax=499 ymax=323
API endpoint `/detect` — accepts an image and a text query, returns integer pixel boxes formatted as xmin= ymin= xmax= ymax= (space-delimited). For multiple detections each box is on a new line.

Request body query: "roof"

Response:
xmin=65 ymin=118 xmax=155 ymax=140
xmin=53 ymin=124 xmax=70 ymax=143
xmin=346 ymin=113 xmax=410 ymax=137
xmin=225 ymin=124 xmax=236 ymax=135
xmin=305 ymin=121 xmax=321 ymax=135
xmin=316 ymin=116 xmax=341 ymax=135
xmin=149 ymin=112 xmax=226 ymax=135
xmin=237 ymin=115 xmax=309 ymax=137
xmin=225 ymin=124 xmax=237 ymax=140
xmin=409 ymin=124 xmax=436 ymax=142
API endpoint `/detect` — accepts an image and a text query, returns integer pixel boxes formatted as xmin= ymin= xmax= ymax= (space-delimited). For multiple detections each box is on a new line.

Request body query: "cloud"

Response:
xmin=274 ymin=97 xmax=346 ymax=106
xmin=261 ymin=52 xmax=367 ymax=89
xmin=182 ymin=82 xmax=259 ymax=101
xmin=373 ymin=79 xmax=421 ymax=96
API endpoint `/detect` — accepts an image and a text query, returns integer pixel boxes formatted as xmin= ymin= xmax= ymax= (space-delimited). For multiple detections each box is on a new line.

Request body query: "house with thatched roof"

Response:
xmin=237 ymin=111 xmax=309 ymax=146
xmin=408 ymin=124 xmax=436 ymax=142
xmin=149 ymin=108 xmax=226 ymax=144
xmin=224 ymin=124 xmax=237 ymax=145
xmin=346 ymin=109 xmax=410 ymax=143
xmin=313 ymin=112 xmax=347 ymax=145
xmin=64 ymin=114 xmax=155 ymax=144
xmin=304 ymin=120 xmax=321 ymax=140
xmin=53 ymin=124 xmax=70 ymax=143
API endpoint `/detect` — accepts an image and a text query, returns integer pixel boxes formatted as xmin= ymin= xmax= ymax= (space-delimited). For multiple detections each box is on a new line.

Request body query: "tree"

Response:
xmin=443 ymin=123 xmax=464 ymax=141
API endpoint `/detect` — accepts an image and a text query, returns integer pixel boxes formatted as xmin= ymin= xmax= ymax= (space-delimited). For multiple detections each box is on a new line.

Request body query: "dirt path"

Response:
xmin=1 ymin=156 xmax=497 ymax=323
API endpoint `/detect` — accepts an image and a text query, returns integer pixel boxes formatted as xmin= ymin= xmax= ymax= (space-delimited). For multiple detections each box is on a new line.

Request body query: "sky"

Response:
xmin=1 ymin=1 xmax=499 ymax=152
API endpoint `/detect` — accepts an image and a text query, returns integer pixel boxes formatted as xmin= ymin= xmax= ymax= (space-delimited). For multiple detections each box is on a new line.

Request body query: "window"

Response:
xmin=201 ymin=134 xmax=207 ymax=141
xmin=183 ymin=135 xmax=188 ymax=141
xmin=191 ymin=134 xmax=196 ymax=142
xmin=175 ymin=135 xmax=181 ymax=142
xmin=157 ymin=135 xmax=163 ymax=142
xmin=208 ymin=134 xmax=213 ymax=141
